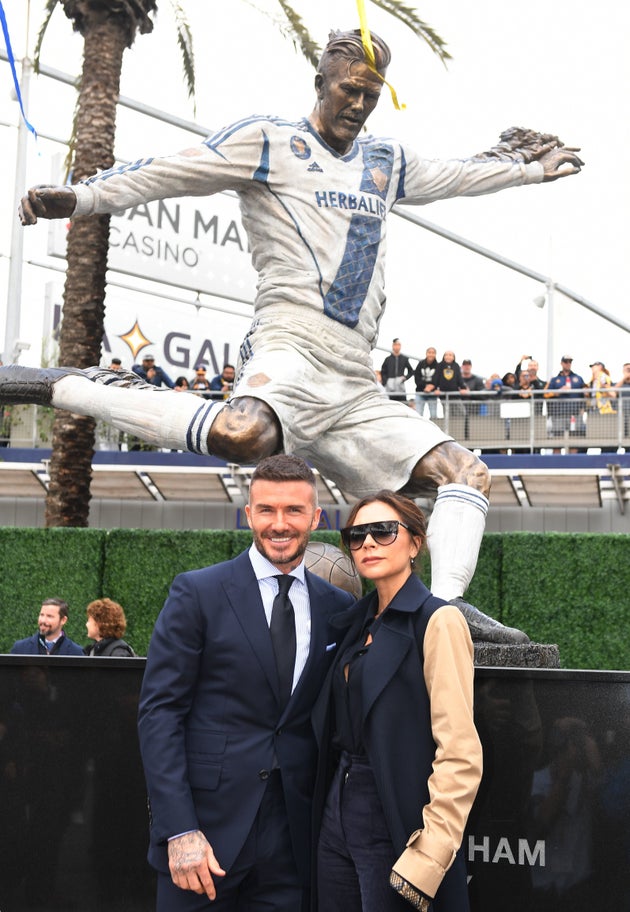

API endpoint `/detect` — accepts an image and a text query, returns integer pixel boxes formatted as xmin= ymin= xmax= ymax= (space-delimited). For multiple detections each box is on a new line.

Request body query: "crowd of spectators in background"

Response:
xmin=123 ymin=353 xmax=237 ymax=401
xmin=58 ymin=344 xmax=626 ymax=454
xmin=373 ymin=341 xmax=630 ymax=452
xmin=376 ymin=340 xmax=630 ymax=419
xmin=103 ymin=345 xmax=630 ymax=417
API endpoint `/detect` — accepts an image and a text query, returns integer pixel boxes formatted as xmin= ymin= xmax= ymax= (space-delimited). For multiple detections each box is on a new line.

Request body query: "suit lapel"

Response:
xmin=360 ymin=575 xmax=433 ymax=720
xmin=292 ymin=577 xmax=324 ymax=701
xmin=222 ymin=552 xmax=280 ymax=700
xmin=361 ymin=622 xmax=413 ymax=719
xmin=288 ymin=571 xmax=361 ymax=723
xmin=311 ymin=596 xmax=367 ymax=747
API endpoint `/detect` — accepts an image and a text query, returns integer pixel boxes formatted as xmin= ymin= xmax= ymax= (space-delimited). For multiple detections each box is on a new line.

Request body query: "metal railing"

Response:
xmin=410 ymin=389 xmax=630 ymax=452
xmin=2 ymin=391 xmax=630 ymax=453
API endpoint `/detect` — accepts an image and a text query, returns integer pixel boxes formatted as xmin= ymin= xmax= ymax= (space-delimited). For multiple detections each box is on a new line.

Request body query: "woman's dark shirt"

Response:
xmin=331 ymin=607 xmax=387 ymax=755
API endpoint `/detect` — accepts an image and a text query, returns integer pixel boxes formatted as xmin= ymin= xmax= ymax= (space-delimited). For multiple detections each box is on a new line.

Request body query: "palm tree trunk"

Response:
xmin=45 ymin=16 xmax=127 ymax=527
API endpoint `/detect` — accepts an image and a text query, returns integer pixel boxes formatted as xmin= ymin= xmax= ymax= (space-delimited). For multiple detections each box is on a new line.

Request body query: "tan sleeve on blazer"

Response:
xmin=391 ymin=604 xmax=482 ymax=899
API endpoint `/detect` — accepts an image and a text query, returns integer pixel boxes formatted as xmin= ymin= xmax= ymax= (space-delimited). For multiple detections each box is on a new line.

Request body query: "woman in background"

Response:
xmin=84 ymin=598 xmax=135 ymax=656
xmin=587 ymin=361 xmax=616 ymax=414
xmin=313 ymin=491 xmax=481 ymax=911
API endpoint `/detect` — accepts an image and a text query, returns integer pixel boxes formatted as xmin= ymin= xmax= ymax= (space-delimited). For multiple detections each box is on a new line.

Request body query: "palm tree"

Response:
xmin=36 ymin=0 xmax=194 ymax=526
xmin=36 ymin=0 xmax=448 ymax=526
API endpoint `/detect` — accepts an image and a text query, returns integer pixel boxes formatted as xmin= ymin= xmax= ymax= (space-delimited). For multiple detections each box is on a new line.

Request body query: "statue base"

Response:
xmin=474 ymin=642 xmax=560 ymax=668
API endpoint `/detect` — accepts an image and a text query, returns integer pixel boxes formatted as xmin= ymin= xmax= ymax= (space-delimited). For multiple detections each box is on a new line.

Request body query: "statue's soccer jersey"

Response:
xmin=73 ymin=115 xmax=542 ymax=351
xmin=71 ymin=115 xmax=544 ymax=490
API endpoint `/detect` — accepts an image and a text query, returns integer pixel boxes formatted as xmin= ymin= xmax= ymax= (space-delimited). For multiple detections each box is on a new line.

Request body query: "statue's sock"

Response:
xmin=426 ymin=483 xmax=489 ymax=601
xmin=52 ymin=375 xmax=225 ymax=454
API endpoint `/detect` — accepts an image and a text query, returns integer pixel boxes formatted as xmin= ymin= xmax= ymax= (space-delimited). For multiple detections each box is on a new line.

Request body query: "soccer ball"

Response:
xmin=304 ymin=541 xmax=363 ymax=598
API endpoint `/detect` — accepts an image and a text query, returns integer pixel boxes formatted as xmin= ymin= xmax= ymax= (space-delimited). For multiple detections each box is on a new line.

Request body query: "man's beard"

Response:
xmin=253 ymin=531 xmax=308 ymax=568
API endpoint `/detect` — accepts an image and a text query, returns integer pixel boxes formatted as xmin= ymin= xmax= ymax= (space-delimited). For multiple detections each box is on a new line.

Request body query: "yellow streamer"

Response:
xmin=355 ymin=0 xmax=405 ymax=110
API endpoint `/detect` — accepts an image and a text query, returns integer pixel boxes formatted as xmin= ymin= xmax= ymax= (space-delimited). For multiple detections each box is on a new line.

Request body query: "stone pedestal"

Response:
xmin=474 ymin=642 xmax=560 ymax=668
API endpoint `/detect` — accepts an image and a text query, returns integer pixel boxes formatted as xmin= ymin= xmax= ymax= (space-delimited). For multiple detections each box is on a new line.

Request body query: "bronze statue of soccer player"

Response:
xmin=3 ymin=30 xmax=583 ymax=643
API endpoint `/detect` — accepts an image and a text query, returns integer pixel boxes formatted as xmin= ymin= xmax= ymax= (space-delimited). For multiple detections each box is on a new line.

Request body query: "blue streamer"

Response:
xmin=0 ymin=0 xmax=37 ymax=139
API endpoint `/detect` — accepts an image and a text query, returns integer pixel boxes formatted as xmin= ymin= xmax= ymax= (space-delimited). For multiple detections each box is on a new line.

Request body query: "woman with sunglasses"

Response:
xmin=312 ymin=490 xmax=482 ymax=912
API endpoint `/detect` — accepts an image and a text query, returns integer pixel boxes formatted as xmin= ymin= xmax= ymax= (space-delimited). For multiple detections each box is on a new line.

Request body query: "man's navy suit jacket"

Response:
xmin=10 ymin=632 xmax=84 ymax=655
xmin=137 ymin=548 xmax=354 ymax=883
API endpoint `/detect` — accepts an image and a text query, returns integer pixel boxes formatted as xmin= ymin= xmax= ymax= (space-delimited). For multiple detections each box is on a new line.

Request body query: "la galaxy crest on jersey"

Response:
xmin=290 ymin=136 xmax=311 ymax=160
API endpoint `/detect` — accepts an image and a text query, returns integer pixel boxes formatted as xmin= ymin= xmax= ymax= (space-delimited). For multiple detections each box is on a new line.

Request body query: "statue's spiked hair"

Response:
xmin=318 ymin=29 xmax=391 ymax=76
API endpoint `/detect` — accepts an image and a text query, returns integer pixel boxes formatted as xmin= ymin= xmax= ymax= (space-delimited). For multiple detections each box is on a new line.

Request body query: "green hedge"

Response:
xmin=0 ymin=527 xmax=106 ymax=651
xmin=500 ymin=532 xmax=630 ymax=670
xmin=101 ymin=529 xmax=237 ymax=650
xmin=1 ymin=529 xmax=629 ymax=670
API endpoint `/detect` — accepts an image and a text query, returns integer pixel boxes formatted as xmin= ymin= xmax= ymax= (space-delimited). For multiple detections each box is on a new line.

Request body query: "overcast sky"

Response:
xmin=1 ymin=0 xmax=628 ymax=381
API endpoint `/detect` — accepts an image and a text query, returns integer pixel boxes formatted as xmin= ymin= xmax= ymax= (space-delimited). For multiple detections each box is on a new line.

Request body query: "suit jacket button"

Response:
xmin=258 ymin=769 xmax=270 ymax=780
xmin=276 ymin=728 xmax=282 ymax=736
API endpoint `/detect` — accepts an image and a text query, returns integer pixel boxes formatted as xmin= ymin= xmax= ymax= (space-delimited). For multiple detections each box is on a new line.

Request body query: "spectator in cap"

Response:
xmin=543 ymin=356 xmax=586 ymax=447
xmin=459 ymin=359 xmax=486 ymax=429
xmin=190 ymin=364 xmax=212 ymax=395
xmin=190 ymin=364 xmax=212 ymax=399
xmin=587 ymin=361 xmax=616 ymax=415
xmin=460 ymin=359 xmax=485 ymax=393
xmin=132 ymin=353 xmax=174 ymax=389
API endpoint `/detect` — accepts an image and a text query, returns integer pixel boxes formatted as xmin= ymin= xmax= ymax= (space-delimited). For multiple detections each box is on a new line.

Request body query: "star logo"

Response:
xmin=119 ymin=320 xmax=153 ymax=360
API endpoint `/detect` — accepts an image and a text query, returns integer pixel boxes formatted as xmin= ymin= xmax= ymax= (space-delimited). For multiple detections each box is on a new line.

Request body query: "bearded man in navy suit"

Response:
xmin=10 ymin=597 xmax=84 ymax=655
xmin=137 ymin=454 xmax=354 ymax=911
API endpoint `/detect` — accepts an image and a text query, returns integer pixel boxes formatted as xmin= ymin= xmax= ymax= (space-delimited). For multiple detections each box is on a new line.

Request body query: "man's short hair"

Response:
xmin=462 ymin=359 xmax=472 ymax=365
xmin=111 ymin=358 xmax=121 ymax=365
xmin=318 ymin=28 xmax=391 ymax=77
xmin=42 ymin=597 xmax=69 ymax=620
xmin=250 ymin=455 xmax=317 ymax=497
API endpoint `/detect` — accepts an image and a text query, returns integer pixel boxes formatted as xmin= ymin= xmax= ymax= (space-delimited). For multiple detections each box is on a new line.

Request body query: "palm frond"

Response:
xmin=132 ymin=0 xmax=159 ymax=36
xmin=275 ymin=0 xmax=321 ymax=69
xmin=33 ymin=0 xmax=60 ymax=74
xmin=166 ymin=0 xmax=196 ymax=112
xmin=369 ymin=0 xmax=451 ymax=67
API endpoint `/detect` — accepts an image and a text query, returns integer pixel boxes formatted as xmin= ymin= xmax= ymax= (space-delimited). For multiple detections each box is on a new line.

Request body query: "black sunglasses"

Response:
xmin=341 ymin=520 xmax=412 ymax=551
